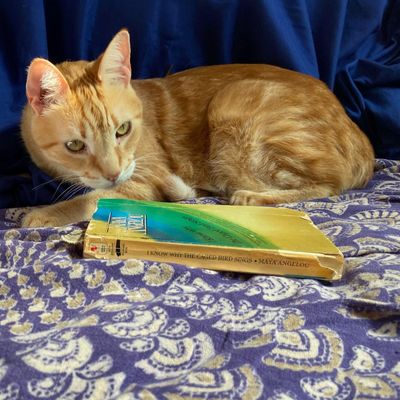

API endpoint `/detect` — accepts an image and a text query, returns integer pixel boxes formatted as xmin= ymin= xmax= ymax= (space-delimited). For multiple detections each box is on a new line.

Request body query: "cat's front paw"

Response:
xmin=22 ymin=208 xmax=67 ymax=228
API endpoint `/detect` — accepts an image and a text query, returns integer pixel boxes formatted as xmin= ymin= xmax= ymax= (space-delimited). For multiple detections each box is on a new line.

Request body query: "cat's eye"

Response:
xmin=116 ymin=121 xmax=131 ymax=137
xmin=65 ymin=140 xmax=85 ymax=153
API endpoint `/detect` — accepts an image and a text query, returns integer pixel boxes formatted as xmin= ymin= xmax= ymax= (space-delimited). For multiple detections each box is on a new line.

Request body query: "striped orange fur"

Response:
xmin=21 ymin=30 xmax=374 ymax=227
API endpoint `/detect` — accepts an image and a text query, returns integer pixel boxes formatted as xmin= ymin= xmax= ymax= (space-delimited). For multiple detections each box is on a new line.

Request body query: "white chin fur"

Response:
xmin=119 ymin=160 xmax=136 ymax=183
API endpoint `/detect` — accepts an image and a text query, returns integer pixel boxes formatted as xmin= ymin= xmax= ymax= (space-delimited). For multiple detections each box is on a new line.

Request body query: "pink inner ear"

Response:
xmin=120 ymin=65 xmax=131 ymax=86
xmin=26 ymin=58 xmax=69 ymax=115
xmin=113 ymin=30 xmax=132 ymax=86
xmin=26 ymin=60 xmax=47 ymax=114
xmin=117 ymin=30 xmax=131 ymax=74
xmin=99 ymin=30 xmax=132 ymax=87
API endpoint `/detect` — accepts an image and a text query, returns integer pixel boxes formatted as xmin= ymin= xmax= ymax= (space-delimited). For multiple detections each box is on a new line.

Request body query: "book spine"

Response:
xmin=84 ymin=235 xmax=337 ymax=280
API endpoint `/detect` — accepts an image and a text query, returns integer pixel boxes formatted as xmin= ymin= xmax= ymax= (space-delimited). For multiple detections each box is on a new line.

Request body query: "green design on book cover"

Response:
xmin=92 ymin=199 xmax=277 ymax=249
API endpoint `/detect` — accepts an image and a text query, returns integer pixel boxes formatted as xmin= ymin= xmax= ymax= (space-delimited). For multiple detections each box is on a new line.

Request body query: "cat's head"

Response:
xmin=22 ymin=30 xmax=143 ymax=189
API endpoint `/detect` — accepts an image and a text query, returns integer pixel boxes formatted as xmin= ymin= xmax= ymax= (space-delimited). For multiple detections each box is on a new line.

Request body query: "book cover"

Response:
xmin=83 ymin=198 xmax=344 ymax=280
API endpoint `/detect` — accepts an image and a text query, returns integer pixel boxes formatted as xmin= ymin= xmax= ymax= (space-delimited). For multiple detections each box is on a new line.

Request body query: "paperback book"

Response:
xmin=83 ymin=198 xmax=344 ymax=280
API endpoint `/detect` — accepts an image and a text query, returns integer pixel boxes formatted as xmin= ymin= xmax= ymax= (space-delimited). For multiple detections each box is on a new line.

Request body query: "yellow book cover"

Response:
xmin=83 ymin=198 xmax=344 ymax=280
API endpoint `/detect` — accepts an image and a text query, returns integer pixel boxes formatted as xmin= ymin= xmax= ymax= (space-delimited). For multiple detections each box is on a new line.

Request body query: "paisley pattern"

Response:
xmin=1 ymin=159 xmax=400 ymax=399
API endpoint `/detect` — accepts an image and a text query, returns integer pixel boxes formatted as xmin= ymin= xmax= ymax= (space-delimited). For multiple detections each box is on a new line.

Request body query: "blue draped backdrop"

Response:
xmin=0 ymin=0 xmax=399 ymax=207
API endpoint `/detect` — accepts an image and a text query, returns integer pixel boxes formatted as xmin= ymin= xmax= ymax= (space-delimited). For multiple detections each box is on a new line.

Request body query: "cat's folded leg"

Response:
xmin=21 ymin=180 xmax=163 ymax=228
xmin=230 ymin=186 xmax=335 ymax=206
xmin=163 ymin=174 xmax=197 ymax=201
xmin=21 ymin=189 xmax=117 ymax=228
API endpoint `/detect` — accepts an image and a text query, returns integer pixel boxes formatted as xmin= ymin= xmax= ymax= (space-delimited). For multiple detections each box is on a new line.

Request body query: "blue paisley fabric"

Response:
xmin=1 ymin=159 xmax=400 ymax=399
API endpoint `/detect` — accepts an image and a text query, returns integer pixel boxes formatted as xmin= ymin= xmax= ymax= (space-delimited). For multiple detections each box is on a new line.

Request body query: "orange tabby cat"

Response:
xmin=21 ymin=29 xmax=374 ymax=227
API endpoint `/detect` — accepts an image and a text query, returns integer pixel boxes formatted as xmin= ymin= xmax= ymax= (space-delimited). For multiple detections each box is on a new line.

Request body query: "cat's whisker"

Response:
xmin=129 ymin=170 xmax=148 ymax=182
xmin=60 ymin=184 xmax=78 ymax=200
xmin=52 ymin=182 xmax=84 ymax=204
xmin=69 ymin=182 xmax=86 ymax=195
xmin=131 ymin=169 xmax=163 ymax=186
xmin=32 ymin=174 xmax=77 ymax=191
xmin=65 ymin=188 xmax=83 ymax=202
xmin=52 ymin=187 xmax=73 ymax=204
xmin=51 ymin=180 xmax=66 ymax=201
xmin=51 ymin=177 xmax=81 ymax=201
xmin=133 ymin=152 xmax=158 ymax=164
xmin=134 ymin=164 xmax=158 ymax=176
xmin=131 ymin=168 xmax=146 ymax=178
xmin=66 ymin=184 xmax=86 ymax=201
xmin=133 ymin=164 xmax=165 ymax=182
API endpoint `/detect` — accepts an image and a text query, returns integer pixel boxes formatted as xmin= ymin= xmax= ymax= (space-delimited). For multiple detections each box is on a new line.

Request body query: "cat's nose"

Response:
xmin=106 ymin=173 xmax=120 ymax=183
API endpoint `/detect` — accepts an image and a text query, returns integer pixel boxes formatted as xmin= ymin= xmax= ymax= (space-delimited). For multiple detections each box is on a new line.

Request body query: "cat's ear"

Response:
xmin=26 ymin=58 xmax=70 ymax=115
xmin=98 ymin=29 xmax=131 ymax=87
